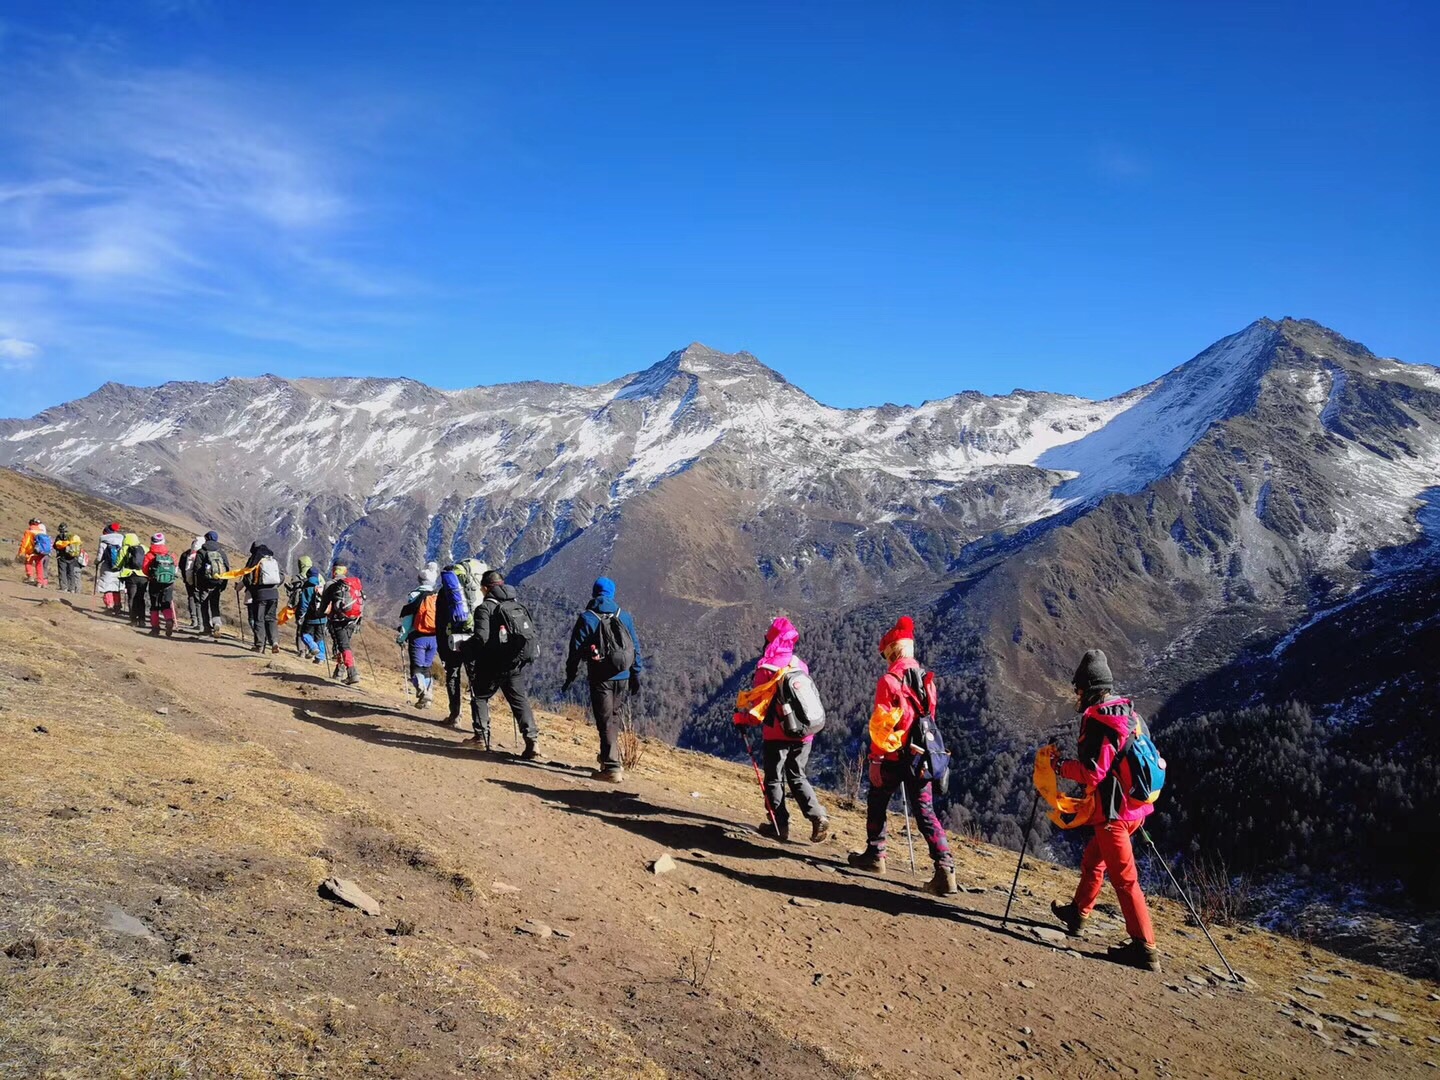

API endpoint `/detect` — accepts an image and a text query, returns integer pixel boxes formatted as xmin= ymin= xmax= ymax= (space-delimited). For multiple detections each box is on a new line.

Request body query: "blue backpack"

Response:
xmin=32 ymin=533 xmax=53 ymax=556
xmin=1122 ymin=716 xmax=1167 ymax=805
xmin=899 ymin=667 xmax=951 ymax=795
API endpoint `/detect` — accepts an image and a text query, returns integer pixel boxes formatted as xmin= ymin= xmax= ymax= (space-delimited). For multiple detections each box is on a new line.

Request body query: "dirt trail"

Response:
xmin=4 ymin=578 xmax=1438 ymax=1079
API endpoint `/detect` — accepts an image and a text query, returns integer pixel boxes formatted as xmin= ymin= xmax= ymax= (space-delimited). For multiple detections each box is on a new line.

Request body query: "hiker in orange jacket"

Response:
xmin=847 ymin=616 xmax=957 ymax=896
xmin=18 ymin=519 xmax=49 ymax=588
xmin=1048 ymin=649 xmax=1160 ymax=973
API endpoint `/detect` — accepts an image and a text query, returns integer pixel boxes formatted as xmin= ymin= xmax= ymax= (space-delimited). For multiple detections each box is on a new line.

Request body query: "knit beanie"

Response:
xmin=480 ymin=569 xmax=504 ymax=588
xmin=206 ymin=530 xmax=219 ymax=542
xmin=1072 ymin=649 xmax=1114 ymax=693
xmin=420 ymin=567 xmax=438 ymax=588
xmin=151 ymin=533 xmax=165 ymax=544
xmin=878 ymin=616 xmax=916 ymax=657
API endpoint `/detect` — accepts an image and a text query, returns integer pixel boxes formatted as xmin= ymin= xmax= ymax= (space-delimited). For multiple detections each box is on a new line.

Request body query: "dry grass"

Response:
xmin=0 ymin=604 xmax=663 ymax=1078
xmin=618 ymin=714 xmax=646 ymax=771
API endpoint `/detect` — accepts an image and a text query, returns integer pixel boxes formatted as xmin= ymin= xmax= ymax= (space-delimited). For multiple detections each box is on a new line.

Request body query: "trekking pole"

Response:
xmin=898 ymin=784 xmax=918 ymax=875
xmin=356 ymin=624 xmax=380 ymax=685
xmin=1140 ymin=828 xmax=1241 ymax=982
xmin=1002 ymin=788 xmax=1043 ymax=929
xmin=741 ymin=730 xmax=781 ymax=835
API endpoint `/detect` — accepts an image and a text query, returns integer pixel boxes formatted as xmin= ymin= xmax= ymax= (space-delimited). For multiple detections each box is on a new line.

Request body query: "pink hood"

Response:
xmin=759 ymin=617 xmax=803 ymax=672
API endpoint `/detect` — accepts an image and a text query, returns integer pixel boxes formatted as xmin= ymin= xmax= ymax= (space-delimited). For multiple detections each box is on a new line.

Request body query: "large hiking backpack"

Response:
xmin=32 ymin=532 xmax=52 ymax=556
xmin=150 ymin=553 xmax=177 ymax=586
xmin=1120 ymin=714 xmax=1166 ymax=805
xmin=898 ymin=666 xmax=951 ymax=794
xmin=493 ymin=598 xmax=539 ymax=666
xmin=415 ymin=594 xmax=437 ymax=635
xmin=331 ymin=576 xmax=364 ymax=622
xmin=775 ymin=668 xmax=827 ymax=738
xmin=587 ymin=611 xmax=635 ymax=679
xmin=102 ymin=543 xmax=123 ymax=572
xmin=258 ymin=555 xmax=282 ymax=586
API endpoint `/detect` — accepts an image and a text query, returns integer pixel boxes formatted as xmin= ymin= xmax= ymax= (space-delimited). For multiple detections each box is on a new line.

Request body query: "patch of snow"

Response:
xmin=1319 ymin=363 xmax=1347 ymax=429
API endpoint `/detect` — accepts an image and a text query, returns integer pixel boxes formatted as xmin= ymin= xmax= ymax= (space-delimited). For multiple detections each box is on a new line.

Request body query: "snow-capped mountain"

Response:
xmin=2 ymin=317 xmax=1438 ymax=738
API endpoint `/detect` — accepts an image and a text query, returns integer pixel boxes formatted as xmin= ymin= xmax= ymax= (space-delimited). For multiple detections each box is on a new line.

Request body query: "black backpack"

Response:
xmin=493 ymin=598 xmax=539 ymax=666
xmin=899 ymin=666 xmax=951 ymax=795
xmin=588 ymin=611 xmax=636 ymax=679
xmin=775 ymin=669 xmax=827 ymax=738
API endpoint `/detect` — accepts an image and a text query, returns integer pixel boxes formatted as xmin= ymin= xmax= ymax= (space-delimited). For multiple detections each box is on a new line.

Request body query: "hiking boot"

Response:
xmin=1107 ymin=939 xmax=1162 ymax=973
xmin=757 ymin=820 xmax=791 ymax=843
xmin=520 ymin=739 xmax=540 ymax=761
xmin=270 ymin=645 xmax=280 ymax=655
xmin=251 ymin=642 xmax=263 ymax=653
xmin=809 ymin=818 xmax=831 ymax=844
xmin=463 ymin=734 xmax=490 ymax=751
xmin=149 ymin=627 xmax=161 ymax=637
xmin=1051 ymin=900 xmax=1090 ymax=936
xmin=847 ymin=849 xmax=887 ymax=875
xmin=344 ymin=667 xmax=361 ymax=686
xmin=592 ymin=768 xmax=624 ymax=783
xmin=921 ymin=865 xmax=959 ymax=897
xmin=165 ymin=628 xmax=174 ymax=639
xmin=311 ymin=655 xmax=322 ymax=665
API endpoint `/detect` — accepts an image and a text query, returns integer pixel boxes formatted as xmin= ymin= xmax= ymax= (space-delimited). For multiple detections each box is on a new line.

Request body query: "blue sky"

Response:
xmin=0 ymin=2 xmax=1435 ymax=418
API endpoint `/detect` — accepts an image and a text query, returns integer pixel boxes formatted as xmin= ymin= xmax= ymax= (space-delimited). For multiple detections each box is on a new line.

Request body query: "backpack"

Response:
xmin=1119 ymin=714 xmax=1167 ymax=805
xmin=460 ymin=559 xmax=486 ymax=611
xmin=150 ymin=553 xmax=177 ymax=586
xmin=775 ymin=669 xmax=827 ymax=738
xmin=415 ymin=594 xmax=437 ymax=635
xmin=201 ymin=548 xmax=227 ymax=585
xmin=258 ymin=555 xmax=282 ymax=586
xmin=32 ymin=532 xmax=53 ymax=556
xmin=78 ymin=549 xmax=89 ymax=569
xmin=898 ymin=666 xmax=951 ymax=795
xmin=493 ymin=598 xmax=539 ymax=665
xmin=103 ymin=543 xmax=123 ymax=572
xmin=331 ymin=576 xmax=364 ymax=622
xmin=587 ymin=611 xmax=635 ymax=679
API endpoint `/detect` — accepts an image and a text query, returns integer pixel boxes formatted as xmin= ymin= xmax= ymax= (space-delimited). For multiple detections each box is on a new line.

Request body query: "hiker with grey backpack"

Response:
xmin=563 ymin=577 xmax=644 ymax=782
xmin=241 ymin=543 xmax=285 ymax=653
xmin=732 ymin=616 xmax=831 ymax=843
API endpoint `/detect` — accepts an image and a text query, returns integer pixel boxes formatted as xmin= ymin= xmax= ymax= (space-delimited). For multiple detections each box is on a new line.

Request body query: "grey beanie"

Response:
xmin=1072 ymin=649 xmax=1114 ymax=692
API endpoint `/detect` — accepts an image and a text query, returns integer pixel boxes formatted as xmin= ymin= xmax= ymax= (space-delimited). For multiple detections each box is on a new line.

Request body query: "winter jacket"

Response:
xmin=242 ymin=544 xmax=281 ymax=603
xmin=867 ymin=656 xmax=926 ymax=762
xmin=118 ymin=534 xmax=147 ymax=579
xmin=297 ymin=569 xmax=326 ymax=627
xmin=196 ymin=539 xmax=230 ymax=586
xmin=565 ymin=587 xmax=644 ymax=684
xmin=1059 ymin=697 xmax=1153 ymax=825
xmin=18 ymin=524 xmax=44 ymax=558
xmin=733 ymin=617 xmax=809 ymax=743
xmin=53 ymin=531 xmax=83 ymax=562
xmin=97 ymin=531 xmax=125 ymax=592
xmin=141 ymin=544 xmax=173 ymax=577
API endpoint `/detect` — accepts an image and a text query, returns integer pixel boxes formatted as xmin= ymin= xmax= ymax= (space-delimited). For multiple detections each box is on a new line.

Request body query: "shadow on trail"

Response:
xmin=251 ymin=668 xmax=345 ymax=689
xmin=686 ymin=856 xmax=1063 ymax=946
xmin=492 ymin=777 xmax=790 ymax=862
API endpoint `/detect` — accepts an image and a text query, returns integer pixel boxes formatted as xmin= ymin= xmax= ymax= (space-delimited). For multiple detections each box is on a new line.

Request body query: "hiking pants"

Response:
xmin=184 ymin=585 xmax=202 ymax=626
xmin=1074 ymin=819 xmax=1155 ymax=947
xmin=301 ymin=623 xmax=327 ymax=661
xmin=250 ymin=598 xmax=278 ymax=647
xmin=864 ymin=761 xmax=953 ymax=870
xmin=24 ymin=555 xmax=47 ymax=587
xmin=590 ymin=678 xmax=627 ymax=770
xmin=330 ymin=622 xmax=356 ymax=672
xmin=763 ymin=739 xmax=827 ymax=830
xmin=57 ymin=559 xmax=82 ymax=593
xmin=408 ymin=635 xmax=438 ymax=691
xmin=125 ymin=577 xmax=148 ymax=624
xmin=441 ymin=643 xmax=470 ymax=721
xmin=199 ymin=586 xmax=225 ymax=635
xmin=474 ymin=668 xmax=538 ymax=744
xmin=148 ymin=584 xmax=176 ymax=631
xmin=104 ymin=591 xmax=124 ymax=614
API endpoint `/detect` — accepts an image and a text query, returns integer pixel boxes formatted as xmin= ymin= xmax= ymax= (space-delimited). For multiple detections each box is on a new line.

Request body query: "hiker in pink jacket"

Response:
xmin=733 ymin=617 xmax=830 ymax=844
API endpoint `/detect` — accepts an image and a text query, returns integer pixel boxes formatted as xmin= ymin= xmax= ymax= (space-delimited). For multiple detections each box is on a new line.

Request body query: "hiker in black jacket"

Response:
xmin=195 ymin=531 xmax=230 ymax=638
xmin=242 ymin=543 xmax=283 ymax=653
xmin=469 ymin=570 xmax=540 ymax=759
xmin=563 ymin=577 xmax=644 ymax=782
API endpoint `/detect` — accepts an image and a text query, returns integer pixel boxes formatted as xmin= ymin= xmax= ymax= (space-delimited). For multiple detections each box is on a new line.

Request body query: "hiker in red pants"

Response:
xmin=1049 ymin=649 xmax=1160 ymax=972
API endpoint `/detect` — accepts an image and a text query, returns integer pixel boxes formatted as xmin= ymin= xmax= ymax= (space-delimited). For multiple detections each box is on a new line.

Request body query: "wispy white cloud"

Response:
xmin=0 ymin=337 xmax=40 ymax=371
xmin=0 ymin=39 xmax=417 ymax=382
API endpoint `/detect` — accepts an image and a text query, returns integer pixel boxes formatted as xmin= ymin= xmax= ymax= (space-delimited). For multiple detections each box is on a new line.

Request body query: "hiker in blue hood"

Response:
xmin=564 ymin=576 xmax=644 ymax=782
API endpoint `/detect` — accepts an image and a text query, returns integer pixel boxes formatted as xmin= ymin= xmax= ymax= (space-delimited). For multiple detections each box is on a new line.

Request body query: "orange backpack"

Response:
xmin=415 ymin=593 xmax=437 ymax=635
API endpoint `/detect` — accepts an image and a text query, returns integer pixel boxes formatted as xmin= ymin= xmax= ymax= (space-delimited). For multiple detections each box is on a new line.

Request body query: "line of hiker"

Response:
xmin=16 ymin=515 xmax=1164 ymax=972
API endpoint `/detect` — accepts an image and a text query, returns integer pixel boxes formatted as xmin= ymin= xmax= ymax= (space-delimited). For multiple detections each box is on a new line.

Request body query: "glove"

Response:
xmin=629 ymin=673 xmax=642 ymax=696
